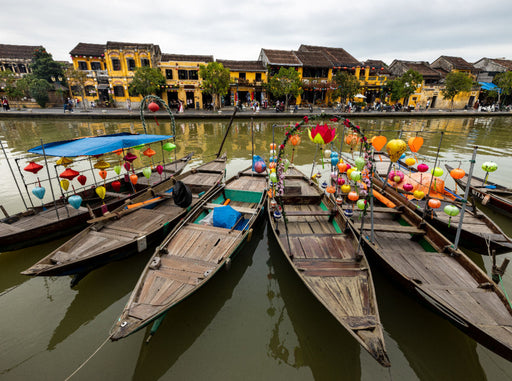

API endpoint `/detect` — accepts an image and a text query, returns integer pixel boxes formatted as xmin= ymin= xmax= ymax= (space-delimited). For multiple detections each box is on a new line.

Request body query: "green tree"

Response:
xmin=0 ymin=69 xmax=23 ymax=108
xmin=128 ymin=66 xmax=166 ymax=97
xmin=29 ymin=78 xmax=53 ymax=108
xmin=332 ymin=71 xmax=360 ymax=104
xmin=441 ymin=71 xmax=474 ymax=110
xmin=493 ymin=71 xmax=512 ymax=106
xmin=267 ymin=67 xmax=302 ymax=109
xmin=384 ymin=79 xmax=405 ymax=102
xmin=30 ymin=48 xmax=65 ymax=83
xmin=199 ymin=62 xmax=230 ymax=110
xmin=401 ymin=69 xmax=423 ymax=104
xmin=65 ymin=67 xmax=88 ymax=109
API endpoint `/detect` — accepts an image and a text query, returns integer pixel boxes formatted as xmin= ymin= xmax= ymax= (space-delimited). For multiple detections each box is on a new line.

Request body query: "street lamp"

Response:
xmin=51 ymin=75 xmax=63 ymax=103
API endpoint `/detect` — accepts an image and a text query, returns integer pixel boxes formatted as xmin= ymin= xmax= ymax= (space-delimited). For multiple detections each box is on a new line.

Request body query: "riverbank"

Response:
xmin=0 ymin=106 xmax=511 ymax=120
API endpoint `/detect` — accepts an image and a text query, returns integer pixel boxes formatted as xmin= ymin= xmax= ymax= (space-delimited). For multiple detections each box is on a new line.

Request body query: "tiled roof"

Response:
xmin=298 ymin=45 xmax=360 ymax=66
xmin=293 ymin=51 xmax=332 ymax=68
xmin=216 ymin=60 xmax=266 ymax=71
xmin=362 ymin=60 xmax=390 ymax=74
xmin=161 ymin=54 xmax=214 ymax=63
xmin=437 ymin=55 xmax=475 ymax=70
xmin=69 ymin=43 xmax=105 ymax=57
xmin=392 ymin=60 xmax=442 ymax=78
xmin=0 ymin=44 xmax=44 ymax=59
xmin=261 ymin=49 xmax=302 ymax=66
xmin=106 ymin=41 xmax=161 ymax=54
xmin=491 ymin=58 xmax=512 ymax=70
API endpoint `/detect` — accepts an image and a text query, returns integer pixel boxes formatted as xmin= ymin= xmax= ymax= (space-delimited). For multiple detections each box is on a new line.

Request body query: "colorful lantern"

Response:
xmin=347 ymin=168 xmax=355 ymax=179
xmin=341 ymin=184 xmax=351 ymax=193
xmin=269 ymin=172 xmax=278 ymax=183
xmin=324 ymin=149 xmax=332 ymax=158
xmin=156 ymin=165 xmax=164 ymax=175
xmin=482 ymin=161 xmax=498 ymax=184
xmin=32 ymin=186 xmax=45 ymax=200
xmin=24 ymin=161 xmax=43 ymax=174
xmin=111 ymin=180 xmax=121 ymax=192
xmin=413 ymin=190 xmax=425 ymax=200
xmin=77 ymin=175 xmax=87 ymax=186
xmin=350 ymin=170 xmax=362 ymax=181
xmin=356 ymin=199 xmax=366 ymax=210
xmin=123 ymin=162 xmax=131 ymax=171
xmin=113 ymin=149 xmax=123 ymax=156
xmin=431 ymin=167 xmax=444 ymax=177
xmin=94 ymin=159 xmax=110 ymax=169
xmin=405 ymin=157 xmax=416 ymax=166
xmin=408 ymin=136 xmax=424 ymax=153
xmin=417 ymin=163 xmax=429 ymax=173
xmin=141 ymin=147 xmax=156 ymax=159
xmin=331 ymin=156 xmax=339 ymax=166
xmin=348 ymin=191 xmax=359 ymax=201
xmin=403 ymin=183 xmax=414 ymax=192
xmin=444 ymin=204 xmax=460 ymax=227
xmin=345 ymin=134 xmax=358 ymax=147
xmin=309 ymin=124 xmax=336 ymax=145
xmin=428 ymin=198 xmax=442 ymax=209
xmin=326 ymin=185 xmax=336 ymax=194
xmin=162 ymin=142 xmax=176 ymax=152
xmin=371 ymin=135 xmax=387 ymax=151
xmin=114 ymin=165 xmax=122 ymax=175
xmin=142 ymin=167 xmax=152 ymax=179
xmin=60 ymin=179 xmax=70 ymax=191
xmin=354 ymin=157 xmax=365 ymax=171
xmin=386 ymin=139 xmax=407 ymax=162
xmin=148 ymin=102 xmax=160 ymax=112
xmin=123 ymin=152 xmax=137 ymax=163
xmin=95 ymin=186 xmax=106 ymax=199
xmin=68 ymin=195 xmax=82 ymax=209
xmin=99 ymin=170 xmax=108 ymax=180
xmin=388 ymin=170 xmax=404 ymax=184
xmin=56 ymin=157 xmax=73 ymax=167
xmin=270 ymin=143 xmax=277 ymax=150
xmin=337 ymin=178 xmax=345 ymax=186
xmin=337 ymin=163 xmax=348 ymax=173
xmin=130 ymin=174 xmax=138 ymax=185
xmin=289 ymin=135 xmax=301 ymax=146
xmin=59 ymin=168 xmax=80 ymax=180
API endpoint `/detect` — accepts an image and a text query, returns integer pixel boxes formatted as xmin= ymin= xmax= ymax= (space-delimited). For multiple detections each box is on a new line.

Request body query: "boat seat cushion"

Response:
xmin=212 ymin=205 xmax=242 ymax=229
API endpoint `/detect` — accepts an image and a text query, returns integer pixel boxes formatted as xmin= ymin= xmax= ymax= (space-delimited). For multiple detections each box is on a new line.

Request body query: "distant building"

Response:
xmin=69 ymin=43 xmax=108 ymax=102
xmin=216 ymin=60 xmax=266 ymax=106
xmin=473 ymin=57 xmax=512 ymax=83
xmin=0 ymin=43 xmax=43 ymax=77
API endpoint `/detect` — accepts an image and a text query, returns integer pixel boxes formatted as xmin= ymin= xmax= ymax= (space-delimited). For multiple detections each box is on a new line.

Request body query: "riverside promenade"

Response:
xmin=0 ymin=105 xmax=510 ymax=120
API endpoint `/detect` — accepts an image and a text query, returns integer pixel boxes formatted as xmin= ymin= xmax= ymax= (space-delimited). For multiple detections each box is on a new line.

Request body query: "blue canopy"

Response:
xmin=479 ymin=82 xmax=501 ymax=92
xmin=28 ymin=133 xmax=173 ymax=157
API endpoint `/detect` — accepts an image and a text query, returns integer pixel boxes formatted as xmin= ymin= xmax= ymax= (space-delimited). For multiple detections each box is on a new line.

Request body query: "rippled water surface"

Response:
xmin=1 ymin=115 xmax=512 ymax=380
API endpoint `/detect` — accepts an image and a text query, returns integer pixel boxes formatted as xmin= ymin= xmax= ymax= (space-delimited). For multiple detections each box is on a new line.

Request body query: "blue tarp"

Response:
xmin=212 ymin=205 xmax=242 ymax=229
xmin=479 ymin=82 xmax=501 ymax=92
xmin=28 ymin=133 xmax=173 ymax=157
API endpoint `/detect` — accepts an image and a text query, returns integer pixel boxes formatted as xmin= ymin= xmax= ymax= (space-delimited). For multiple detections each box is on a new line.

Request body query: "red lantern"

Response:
xmin=24 ymin=161 xmax=43 ymax=174
xmin=77 ymin=175 xmax=87 ymax=186
xmin=99 ymin=170 xmax=107 ymax=179
xmin=59 ymin=168 xmax=80 ymax=180
xmin=123 ymin=152 xmax=137 ymax=163
xmin=143 ymin=147 xmax=156 ymax=158
xmin=148 ymin=102 xmax=160 ymax=112
xmin=111 ymin=180 xmax=121 ymax=192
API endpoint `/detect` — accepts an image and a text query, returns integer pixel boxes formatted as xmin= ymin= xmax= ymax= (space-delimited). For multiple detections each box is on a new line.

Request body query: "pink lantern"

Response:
xmin=403 ymin=183 xmax=414 ymax=192
xmin=123 ymin=162 xmax=131 ymax=171
xmin=148 ymin=102 xmax=160 ymax=112
xmin=417 ymin=163 xmax=429 ymax=173
xmin=388 ymin=170 xmax=404 ymax=184
xmin=156 ymin=165 xmax=164 ymax=175
xmin=123 ymin=152 xmax=137 ymax=163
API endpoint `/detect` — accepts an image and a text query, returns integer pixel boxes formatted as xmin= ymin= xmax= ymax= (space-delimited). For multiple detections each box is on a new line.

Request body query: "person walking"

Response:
xmin=2 ymin=97 xmax=10 ymax=111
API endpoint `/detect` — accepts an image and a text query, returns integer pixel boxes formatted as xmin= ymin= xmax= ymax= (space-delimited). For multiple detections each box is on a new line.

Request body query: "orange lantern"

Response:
xmin=345 ymin=134 xmax=358 ymax=146
xmin=348 ymin=191 xmax=359 ymax=201
xmin=408 ymin=137 xmax=424 ymax=153
xmin=337 ymin=163 xmax=348 ymax=173
xmin=326 ymin=185 xmax=336 ymax=194
xmin=130 ymin=174 xmax=138 ymax=185
xmin=450 ymin=168 xmax=465 ymax=192
xmin=143 ymin=147 xmax=156 ymax=158
xmin=269 ymin=162 xmax=277 ymax=170
xmin=99 ymin=170 xmax=107 ymax=179
xmin=428 ymin=198 xmax=441 ymax=209
xmin=371 ymin=135 xmax=387 ymax=151
xmin=270 ymin=143 xmax=277 ymax=150
xmin=289 ymin=135 xmax=301 ymax=146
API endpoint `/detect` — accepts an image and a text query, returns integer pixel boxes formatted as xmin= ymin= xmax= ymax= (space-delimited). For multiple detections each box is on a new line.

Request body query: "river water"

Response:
xmin=0 ymin=115 xmax=511 ymax=380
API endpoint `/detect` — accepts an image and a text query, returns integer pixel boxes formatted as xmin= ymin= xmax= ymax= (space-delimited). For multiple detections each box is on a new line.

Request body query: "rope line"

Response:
xmin=498 ymin=275 xmax=512 ymax=311
xmin=64 ymin=335 xmax=111 ymax=381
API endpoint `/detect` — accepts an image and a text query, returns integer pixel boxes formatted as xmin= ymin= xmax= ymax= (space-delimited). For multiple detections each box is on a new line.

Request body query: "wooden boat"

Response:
xmin=109 ymin=167 xmax=267 ymax=341
xmin=267 ymin=167 xmax=390 ymax=367
xmin=446 ymin=164 xmax=512 ymax=218
xmin=21 ymin=154 xmax=227 ymax=280
xmin=0 ymin=133 xmax=192 ymax=252
xmin=367 ymin=152 xmax=512 ymax=254
xmin=342 ymin=179 xmax=512 ymax=362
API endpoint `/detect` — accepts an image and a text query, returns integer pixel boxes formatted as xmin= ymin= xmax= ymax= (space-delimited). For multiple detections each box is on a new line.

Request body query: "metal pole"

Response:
xmin=0 ymin=139 xmax=28 ymax=210
xmin=54 ymin=164 xmax=70 ymax=217
xmin=216 ymin=107 xmax=237 ymax=158
xmin=14 ymin=158 xmax=35 ymax=208
xmin=251 ymin=118 xmax=254 ymax=175
xmin=421 ymin=131 xmax=444 ymax=223
xmin=40 ymin=139 xmax=60 ymax=220
xmin=454 ymin=146 xmax=477 ymax=250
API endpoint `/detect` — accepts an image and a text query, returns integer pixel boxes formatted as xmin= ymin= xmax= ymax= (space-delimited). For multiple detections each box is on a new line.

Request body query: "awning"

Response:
xmin=479 ymin=82 xmax=501 ymax=92
xmin=28 ymin=133 xmax=173 ymax=157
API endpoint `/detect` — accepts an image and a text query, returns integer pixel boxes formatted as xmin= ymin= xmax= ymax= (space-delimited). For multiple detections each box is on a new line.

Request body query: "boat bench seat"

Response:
xmin=367 ymin=224 xmax=425 ymax=235
xmin=204 ymin=203 xmax=257 ymax=215
xmin=105 ymin=191 xmax=126 ymax=198
xmin=285 ymin=210 xmax=336 ymax=217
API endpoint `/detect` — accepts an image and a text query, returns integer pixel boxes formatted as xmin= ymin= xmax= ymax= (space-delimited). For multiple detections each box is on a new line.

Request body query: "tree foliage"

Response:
xmin=199 ymin=62 xmax=230 ymax=110
xmin=332 ymin=71 xmax=360 ymax=104
xmin=65 ymin=67 xmax=88 ymax=108
xmin=128 ymin=66 xmax=166 ymax=97
xmin=493 ymin=71 xmax=512 ymax=104
xmin=386 ymin=69 xmax=423 ymax=104
xmin=267 ymin=67 xmax=302 ymax=109
xmin=18 ymin=76 xmax=53 ymax=108
xmin=441 ymin=71 xmax=474 ymax=110
xmin=0 ymin=69 xmax=23 ymax=106
xmin=30 ymin=48 xmax=65 ymax=83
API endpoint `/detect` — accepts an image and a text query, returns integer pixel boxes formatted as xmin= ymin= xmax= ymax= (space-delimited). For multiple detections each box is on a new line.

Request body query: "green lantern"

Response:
xmin=113 ymin=165 xmax=122 ymax=175
xmin=444 ymin=204 xmax=460 ymax=227
xmin=142 ymin=167 xmax=152 ymax=179
xmin=356 ymin=199 xmax=366 ymax=210
xmin=350 ymin=170 xmax=362 ymax=181
xmin=269 ymin=172 xmax=278 ymax=183
xmin=482 ymin=161 xmax=498 ymax=184
xmin=163 ymin=142 xmax=176 ymax=152
xmin=354 ymin=157 xmax=365 ymax=171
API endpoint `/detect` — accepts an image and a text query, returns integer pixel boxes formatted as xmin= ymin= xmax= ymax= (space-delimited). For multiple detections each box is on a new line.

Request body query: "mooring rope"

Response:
xmin=64 ymin=335 xmax=111 ymax=381
xmin=498 ymin=275 xmax=512 ymax=311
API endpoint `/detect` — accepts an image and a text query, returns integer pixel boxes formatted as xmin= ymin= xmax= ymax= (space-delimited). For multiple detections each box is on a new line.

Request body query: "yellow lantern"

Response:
xmin=95 ymin=186 xmax=106 ymax=199
xmin=386 ymin=139 xmax=407 ymax=162
xmin=60 ymin=179 xmax=69 ymax=191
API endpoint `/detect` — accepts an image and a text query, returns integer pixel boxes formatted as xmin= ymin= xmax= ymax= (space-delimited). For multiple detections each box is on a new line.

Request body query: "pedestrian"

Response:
xmin=426 ymin=100 xmax=430 ymax=110
xmin=2 ymin=97 xmax=10 ymax=111
xmin=127 ymin=98 xmax=131 ymax=112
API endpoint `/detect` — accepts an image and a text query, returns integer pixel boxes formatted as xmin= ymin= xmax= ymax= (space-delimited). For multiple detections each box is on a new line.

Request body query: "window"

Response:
xmin=239 ymin=72 xmax=246 ymax=79
xmin=178 ymin=70 xmax=188 ymax=80
xmin=141 ymin=58 xmax=150 ymax=67
xmin=78 ymin=61 xmax=88 ymax=70
xmin=111 ymin=59 xmax=121 ymax=71
xmin=165 ymin=69 xmax=173 ymax=79
xmin=255 ymin=73 xmax=261 ymax=81
xmin=85 ymin=85 xmax=96 ymax=96
xmin=91 ymin=62 xmax=102 ymax=71
xmin=18 ymin=64 xmax=27 ymax=73
xmin=127 ymin=58 xmax=136 ymax=71
xmin=113 ymin=86 xmax=125 ymax=97
xmin=188 ymin=70 xmax=198 ymax=80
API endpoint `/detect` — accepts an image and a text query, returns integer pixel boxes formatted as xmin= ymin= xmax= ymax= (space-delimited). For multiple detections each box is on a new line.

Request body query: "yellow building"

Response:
xmin=104 ymin=41 xmax=161 ymax=107
xmin=158 ymin=54 xmax=213 ymax=110
xmin=69 ymin=43 xmax=107 ymax=103
xmin=217 ymin=60 xmax=267 ymax=106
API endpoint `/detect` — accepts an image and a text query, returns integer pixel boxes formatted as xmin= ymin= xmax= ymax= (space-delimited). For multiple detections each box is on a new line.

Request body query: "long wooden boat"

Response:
xmin=21 ymin=154 xmax=227 ymax=279
xmin=368 ymin=152 xmax=512 ymax=254
xmin=109 ymin=167 xmax=267 ymax=341
xmin=0 ymin=133 xmax=192 ymax=252
xmin=267 ymin=167 xmax=390 ymax=367
xmin=342 ymin=179 xmax=512 ymax=362
xmin=446 ymin=164 xmax=512 ymax=218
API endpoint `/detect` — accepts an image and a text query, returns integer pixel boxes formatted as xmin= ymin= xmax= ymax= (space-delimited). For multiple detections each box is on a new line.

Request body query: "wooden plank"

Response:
xmin=367 ymin=224 xmax=425 ymax=235
xmin=204 ymin=203 xmax=257 ymax=215
xmin=343 ymin=315 xmax=378 ymax=330
xmin=303 ymin=268 xmax=364 ymax=277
